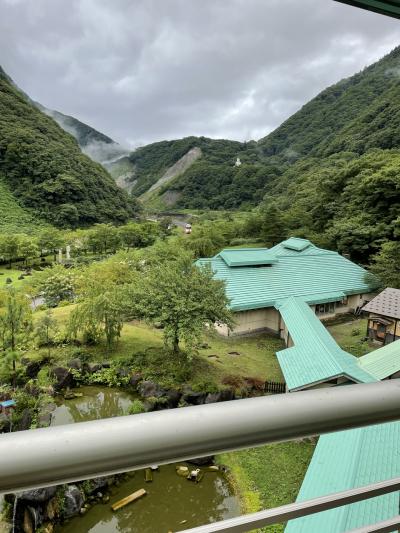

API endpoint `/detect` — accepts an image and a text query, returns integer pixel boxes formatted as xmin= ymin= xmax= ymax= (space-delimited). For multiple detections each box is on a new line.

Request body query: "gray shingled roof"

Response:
xmin=362 ymin=288 xmax=400 ymax=320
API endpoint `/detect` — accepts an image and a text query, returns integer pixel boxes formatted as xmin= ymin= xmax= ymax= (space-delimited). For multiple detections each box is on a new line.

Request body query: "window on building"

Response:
xmin=316 ymin=302 xmax=336 ymax=315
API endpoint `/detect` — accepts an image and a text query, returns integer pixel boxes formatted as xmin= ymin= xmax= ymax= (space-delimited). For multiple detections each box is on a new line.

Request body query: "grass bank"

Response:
xmin=31 ymin=305 xmax=284 ymax=388
xmin=218 ymin=440 xmax=316 ymax=533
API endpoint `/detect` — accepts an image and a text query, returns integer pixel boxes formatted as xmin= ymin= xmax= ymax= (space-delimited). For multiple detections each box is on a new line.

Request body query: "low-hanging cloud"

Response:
xmin=1 ymin=0 xmax=400 ymax=148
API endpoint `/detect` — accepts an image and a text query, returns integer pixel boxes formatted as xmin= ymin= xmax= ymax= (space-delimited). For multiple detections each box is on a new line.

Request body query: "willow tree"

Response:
xmin=0 ymin=288 xmax=33 ymax=387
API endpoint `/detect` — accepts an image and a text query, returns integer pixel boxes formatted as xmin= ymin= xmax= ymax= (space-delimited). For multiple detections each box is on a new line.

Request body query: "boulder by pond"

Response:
xmin=51 ymin=367 xmax=75 ymax=391
xmin=205 ymin=389 xmax=235 ymax=404
xmin=37 ymin=403 xmax=57 ymax=428
xmin=62 ymin=485 xmax=84 ymax=519
xmin=67 ymin=359 xmax=82 ymax=371
xmin=20 ymin=487 xmax=58 ymax=504
xmin=181 ymin=387 xmax=207 ymax=405
xmin=129 ymin=373 xmax=142 ymax=388
xmin=138 ymin=381 xmax=166 ymax=398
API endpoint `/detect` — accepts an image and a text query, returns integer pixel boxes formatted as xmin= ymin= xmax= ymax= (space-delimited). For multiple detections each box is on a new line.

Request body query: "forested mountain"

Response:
xmin=0 ymin=66 xmax=136 ymax=228
xmin=120 ymin=45 xmax=400 ymax=261
xmin=127 ymin=136 xmax=277 ymax=209
xmin=129 ymin=46 xmax=400 ymax=213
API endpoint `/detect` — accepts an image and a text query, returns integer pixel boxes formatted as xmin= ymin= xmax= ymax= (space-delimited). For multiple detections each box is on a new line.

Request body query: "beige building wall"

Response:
xmin=215 ymin=307 xmax=280 ymax=337
xmin=215 ymin=293 xmax=376 ymax=338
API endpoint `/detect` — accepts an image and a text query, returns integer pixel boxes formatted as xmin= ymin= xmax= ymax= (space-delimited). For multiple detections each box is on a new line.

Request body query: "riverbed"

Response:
xmin=53 ymin=386 xmax=240 ymax=533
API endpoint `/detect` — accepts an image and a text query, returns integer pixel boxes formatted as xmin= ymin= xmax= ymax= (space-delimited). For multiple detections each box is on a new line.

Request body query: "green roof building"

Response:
xmin=276 ymin=297 xmax=377 ymax=391
xmin=198 ymin=238 xmax=375 ymax=337
xmin=286 ymin=421 xmax=400 ymax=532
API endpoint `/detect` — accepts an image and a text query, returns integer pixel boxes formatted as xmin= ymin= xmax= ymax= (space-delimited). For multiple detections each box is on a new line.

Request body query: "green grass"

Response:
xmin=32 ymin=305 xmax=284 ymax=387
xmin=219 ymin=440 xmax=316 ymax=533
xmin=0 ymin=266 xmax=28 ymax=289
xmin=327 ymin=317 xmax=375 ymax=357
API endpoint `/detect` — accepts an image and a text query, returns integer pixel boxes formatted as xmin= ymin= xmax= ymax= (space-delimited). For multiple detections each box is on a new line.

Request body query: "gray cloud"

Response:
xmin=1 ymin=0 xmax=400 ymax=147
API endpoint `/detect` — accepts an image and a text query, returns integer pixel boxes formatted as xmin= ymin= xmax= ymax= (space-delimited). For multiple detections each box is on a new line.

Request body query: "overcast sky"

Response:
xmin=1 ymin=0 xmax=400 ymax=148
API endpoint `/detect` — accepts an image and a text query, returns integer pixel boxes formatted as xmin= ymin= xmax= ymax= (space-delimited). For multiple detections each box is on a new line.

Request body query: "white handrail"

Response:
xmin=1 ymin=381 xmax=400 ymax=493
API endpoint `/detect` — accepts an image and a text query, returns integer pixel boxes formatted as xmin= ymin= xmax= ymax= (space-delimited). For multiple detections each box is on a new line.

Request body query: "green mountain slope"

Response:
xmin=131 ymin=46 xmax=400 ymax=217
xmin=0 ymin=66 xmax=135 ymax=227
xmin=257 ymin=46 xmax=400 ymax=160
xmin=128 ymin=136 xmax=280 ymax=209
xmin=0 ymin=174 xmax=47 ymax=233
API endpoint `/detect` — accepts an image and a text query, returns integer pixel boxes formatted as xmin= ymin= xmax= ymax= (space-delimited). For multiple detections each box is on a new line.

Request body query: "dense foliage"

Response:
xmin=0 ymin=67 xmax=136 ymax=227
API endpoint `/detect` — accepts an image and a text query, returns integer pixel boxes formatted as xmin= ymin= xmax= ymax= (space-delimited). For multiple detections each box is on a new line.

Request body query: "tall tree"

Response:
xmin=35 ymin=310 xmax=59 ymax=357
xmin=37 ymin=228 xmax=65 ymax=262
xmin=369 ymin=241 xmax=400 ymax=289
xmin=261 ymin=203 xmax=287 ymax=246
xmin=127 ymin=254 xmax=234 ymax=356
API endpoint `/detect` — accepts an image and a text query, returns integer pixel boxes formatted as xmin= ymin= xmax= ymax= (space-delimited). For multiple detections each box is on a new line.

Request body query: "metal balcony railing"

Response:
xmin=1 ymin=380 xmax=400 ymax=532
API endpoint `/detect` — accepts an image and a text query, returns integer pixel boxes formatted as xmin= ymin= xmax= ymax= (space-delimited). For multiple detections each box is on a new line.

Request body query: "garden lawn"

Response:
xmin=0 ymin=267 xmax=27 ymax=289
xmin=218 ymin=440 xmax=316 ymax=533
xmin=327 ymin=317 xmax=375 ymax=357
xmin=32 ymin=304 xmax=284 ymax=387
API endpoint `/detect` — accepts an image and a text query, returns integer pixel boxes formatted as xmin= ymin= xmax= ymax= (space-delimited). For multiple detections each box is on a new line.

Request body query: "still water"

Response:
xmin=53 ymin=386 xmax=240 ymax=533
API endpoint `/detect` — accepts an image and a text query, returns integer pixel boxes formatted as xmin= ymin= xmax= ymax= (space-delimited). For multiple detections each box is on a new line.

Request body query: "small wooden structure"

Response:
xmin=362 ymin=288 xmax=400 ymax=345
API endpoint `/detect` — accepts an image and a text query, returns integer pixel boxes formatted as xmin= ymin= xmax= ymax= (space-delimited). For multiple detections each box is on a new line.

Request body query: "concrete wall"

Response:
xmin=216 ymin=307 xmax=280 ymax=337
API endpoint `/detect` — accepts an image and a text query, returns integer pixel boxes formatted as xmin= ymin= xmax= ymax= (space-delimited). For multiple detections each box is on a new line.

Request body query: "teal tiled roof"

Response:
xmin=276 ymin=298 xmax=376 ymax=391
xmin=218 ymin=248 xmax=278 ymax=267
xmin=359 ymin=339 xmax=400 ymax=380
xmin=197 ymin=241 xmax=371 ymax=312
xmin=279 ymin=237 xmax=312 ymax=251
xmin=285 ymin=422 xmax=400 ymax=533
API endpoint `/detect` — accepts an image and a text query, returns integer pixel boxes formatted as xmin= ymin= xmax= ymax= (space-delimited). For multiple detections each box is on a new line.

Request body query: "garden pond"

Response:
xmin=53 ymin=386 xmax=240 ymax=533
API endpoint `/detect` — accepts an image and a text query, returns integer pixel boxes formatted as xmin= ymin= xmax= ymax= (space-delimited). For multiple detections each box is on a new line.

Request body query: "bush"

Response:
xmin=128 ymin=399 xmax=145 ymax=415
xmin=37 ymin=367 xmax=56 ymax=388
xmin=191 ymin=379 xmax=219 ymax=394
xmin=87 ymin=366 xmax=130 ymax=387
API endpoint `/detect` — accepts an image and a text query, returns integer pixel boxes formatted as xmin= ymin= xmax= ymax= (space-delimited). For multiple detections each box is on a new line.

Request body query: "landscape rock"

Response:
xmin=129 ymin=373 xmax=142 ymax=388
xmin=67 ymin=358 xmax=82 ymax=371
xmin=46 ymin=498 xmax=58 ymax=520
xmin=37 ymin=403 xmax=57 ymax=428
xmin=88 ymin=363 xmax=102 ymax=374
xmin=205 ymin=389 xmax=235 ymax=404
xmin=51 ymin=367 xmax=75 ymax=390
xmin=86 ymin=477 xmax=109 ymax=494
xmin=62 ymin=485 xmax=84 ymax=519
xmin=138 ymin=381 xmax=166 ymax=398
xmin=163 ymin=389 xmax=182 ymax=408
xmin=20 ymin=486 xmax=57 ymax=503
xmin=16 ymin=409 xmax=33 ymax=431
xmin=25 ymin=360 xmax=42 ymax=379
xmin=181 ymin=389 xmax=207 ymax=405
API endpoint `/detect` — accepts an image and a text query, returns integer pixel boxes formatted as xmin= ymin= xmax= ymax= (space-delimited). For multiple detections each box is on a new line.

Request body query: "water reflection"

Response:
xmin=53 ymin=386 xmax=240 ymax=533
xmin=51 ymin=386 xmax=133 ymax=425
